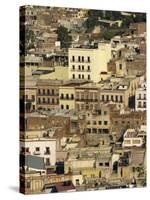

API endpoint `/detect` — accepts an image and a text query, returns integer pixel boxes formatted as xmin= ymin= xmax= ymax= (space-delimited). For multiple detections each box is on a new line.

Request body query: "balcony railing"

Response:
xmin=33 ymin=151 xmax=40 ymax=155
xmin=71 ymin=69 xmax=91 ymax=72
xmin=60 ymin=97 xmax=74 ymax=100
xmin=44 ymin=151 xmax=51 ymax=155
xmin=70 ymin=60 xmax=91 ymax=63
xmin=75 ymin=98 xmax=98 ymax=102
xmin=20 ymin=151 xmax=31 ymax=155
xmin=37 ymin=93 xmax=59 ymax=96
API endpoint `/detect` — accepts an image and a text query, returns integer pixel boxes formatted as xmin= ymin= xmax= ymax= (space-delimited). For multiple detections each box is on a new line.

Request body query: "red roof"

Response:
xmin=55 ymin=182 xmax=76 ymax=192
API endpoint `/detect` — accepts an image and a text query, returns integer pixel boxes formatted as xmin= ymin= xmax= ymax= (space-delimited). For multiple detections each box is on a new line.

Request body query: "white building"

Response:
xmin=135 ymin=82 xmax=146 ymax=111
xmin=68 ymin=43 xmax=111 ymax=82
xmin=122 ymin=129 xmax=144 ymax=148
xmin=20 ymin=137 xmax=56 ymax=166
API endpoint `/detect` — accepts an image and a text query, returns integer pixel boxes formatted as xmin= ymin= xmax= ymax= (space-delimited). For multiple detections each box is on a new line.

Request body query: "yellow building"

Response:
xmin=68 ymin=43 xmax=111 ymax=82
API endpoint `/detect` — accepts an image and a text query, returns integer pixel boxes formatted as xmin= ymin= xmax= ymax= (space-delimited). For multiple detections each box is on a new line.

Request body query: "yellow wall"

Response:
xmin=59 ymin=87 xmax=75 ymax=110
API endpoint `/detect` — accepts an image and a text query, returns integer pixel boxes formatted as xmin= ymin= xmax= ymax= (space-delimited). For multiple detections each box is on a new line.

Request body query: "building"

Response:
xmin=129 ymin=22 xmax=146 ymax=35
xmin=36 ymin=79 xmax=63 ymax=110
xmin=20 ymin=76 xmax=37 ymax=111
xmin=68 ymin=43 xmax=111 ymax=82
xmin=122 ymin=129 xmax=144 ymax=148
xmin=85 ymin=104 xmax=111 ymax=134
xmin=75 ymin=83 xmax=99 ymax=111
xmin=135 ymin=82 xmax=146 ymax=111
xmin=59 ymin=80 xmax=88 ymax=110
xmin=20 ymin=136 xmax=56 ymax=166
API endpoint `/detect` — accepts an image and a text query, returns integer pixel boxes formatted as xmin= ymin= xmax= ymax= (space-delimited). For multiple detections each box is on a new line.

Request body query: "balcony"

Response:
xmin=37 ymin=93 xmax=59 ymax=96
xmin=70 ymin=60 xmax=91 ymax=63
xmin=76 ymin=98 xmax=98 ymax=102
xmin=44 ymin=151 xmax=51 ymax=155
xmin=71 ymin=69 xmax=91 ymax=72
xmin=33 ymin=151 xmax=40 ymax=155
xmin=60 ymin=97 xmax=74 ymax=100
xmin=20 ymin=151 xmax=31 ymax=155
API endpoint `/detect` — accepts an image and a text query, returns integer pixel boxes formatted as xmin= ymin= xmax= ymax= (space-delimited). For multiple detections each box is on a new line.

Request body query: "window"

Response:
xmin=47 ymin=98 xmax=50 ymax=103
xmin=61 ymin=104 xmax=64 ymax=109
xmin=87 ymin=56 xmax=90 ymax=62
xmin=119 ymin=63 xmax=122 ymax=70
xmin=61 ymin=94 xmax=64 ymax=99
xmin=66 ymin=105 xmax=69 ymax=109
xmin=52 ymin=98 xmax=55 ymax=104
xmin=138 ymin=101 xmax=141 ymax=108
xmin=105 ymin=162 xmax=109 ymax=167
xmin=88 ymin=75 xmax=90 ymax=80
xmin=82 ymin=65 xmax=84 ymax=70
xmin=115 ymin=95 xmax=118 ymax=102
xmin=99 ymin=163 xmax=103 ymax=166
xmin=43 ymin=89 xmax=45 ymax=95
xmin=120 ymin=95 xmax=123 ymax=102
xmin=38 ymin=89 xmax=41 ymax=94
xmin=92 ymin=128 xmax=97 ymax=133
xmin=98 ymin=121 xmax=102 ymax=125
xmin=32 ymin=95 xmax=35 ymax=101
xmin=82 ymin=74 xmax=84 ymax=79
xmin=66 ymin=94 xmax=69 ymax=99
xmin=73 ymin=74 xmax=75 ymax=79
xmin=72 ymin=65 xmax=75 ymax=70
xmin=143 ymin=101 xmax=146 ymax=108
xmin=36 ymin=147 xmax=40 ymax=151
xmin=78 ymin=56 xmax=81 ymax=62
xmin=104 ymin=121 xmax=108 ymax=125
xmin=43 ymin=98 xmax=45 ymax=103
xmin=87 ymin=66 xmax=90 ymax=71
xmin=52 ymin=89 xmax=54 ymax=95
xmin=47 ymin=89 xmax=50 ymax=95
xmin=111 ymin=95 xmax=114 ymax=101
xmin=102 ymin=95 xmax=104 ymax=101
xmin=26 ymin=181 xmax=31 ymax=189
xmin=45 ymin=147 xmax=50 ymax=154
xmin=93 ymin=121 xmax=97 ymax=125
xmin=46 ymin=158 xmax=50 ymax=165
xmin=87 ymin=121 xmax=90 ymax=125
xmin=71 ymin=94 xmax=74 ymax=99
xmin=99 ymin=129 xmax=103 ymax=134
xmin=78 ymin=65 xmax=81 ymax=70
xmin=38 ymin=98 xmax=41 ymax=104
xmin=78 ymin=74 xmax=81 ymax=79
xmin=144 ymin=94 xmax=146 ymax=99
xmin=76 ymin=179 xmax=80 ymax=186
xmin=72 ymin=56 xmax=75 ymax=62
xmin=25 ymin=148 xmax=29 ymax=153
xmin=104 ymin=111 xmax=107 ymax=115
xmin=82 ymin=56 xmax=84 ymax=62
xmin=138 ymin=94 xmax=141 ymax=99
xmin=106 ymin=95 xmax=109 ymax=101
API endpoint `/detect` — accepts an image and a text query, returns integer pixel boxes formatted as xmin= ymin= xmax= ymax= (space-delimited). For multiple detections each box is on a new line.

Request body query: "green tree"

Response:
xmin=56 ymin=26 xmax=72 ymax=49
xmin=20 ymin=27 xmax=35 ymax=55
xmin=102 ymin=29 xmax=116 ymax=40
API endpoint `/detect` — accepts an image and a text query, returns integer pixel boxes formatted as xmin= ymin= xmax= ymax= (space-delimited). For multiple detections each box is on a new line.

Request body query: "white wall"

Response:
xmin=20 ymin=139 xmax=56 ymax=165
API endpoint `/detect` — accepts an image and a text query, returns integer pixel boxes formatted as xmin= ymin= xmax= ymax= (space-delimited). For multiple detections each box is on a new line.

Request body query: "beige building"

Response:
xmin=36 ymin=79 xmax=62 ymax=110
xmin=59 ymin=80 xmax=89 ymax=110
xmin=75 ymin=83 xmax=99 ymax=111
xmin=68 ymin=43 xmax=111 ymax=82
xmin=86 ymin=104 xmax=111 ymax=134
xmin=20 ymin=76 xmax=37 ymax=111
